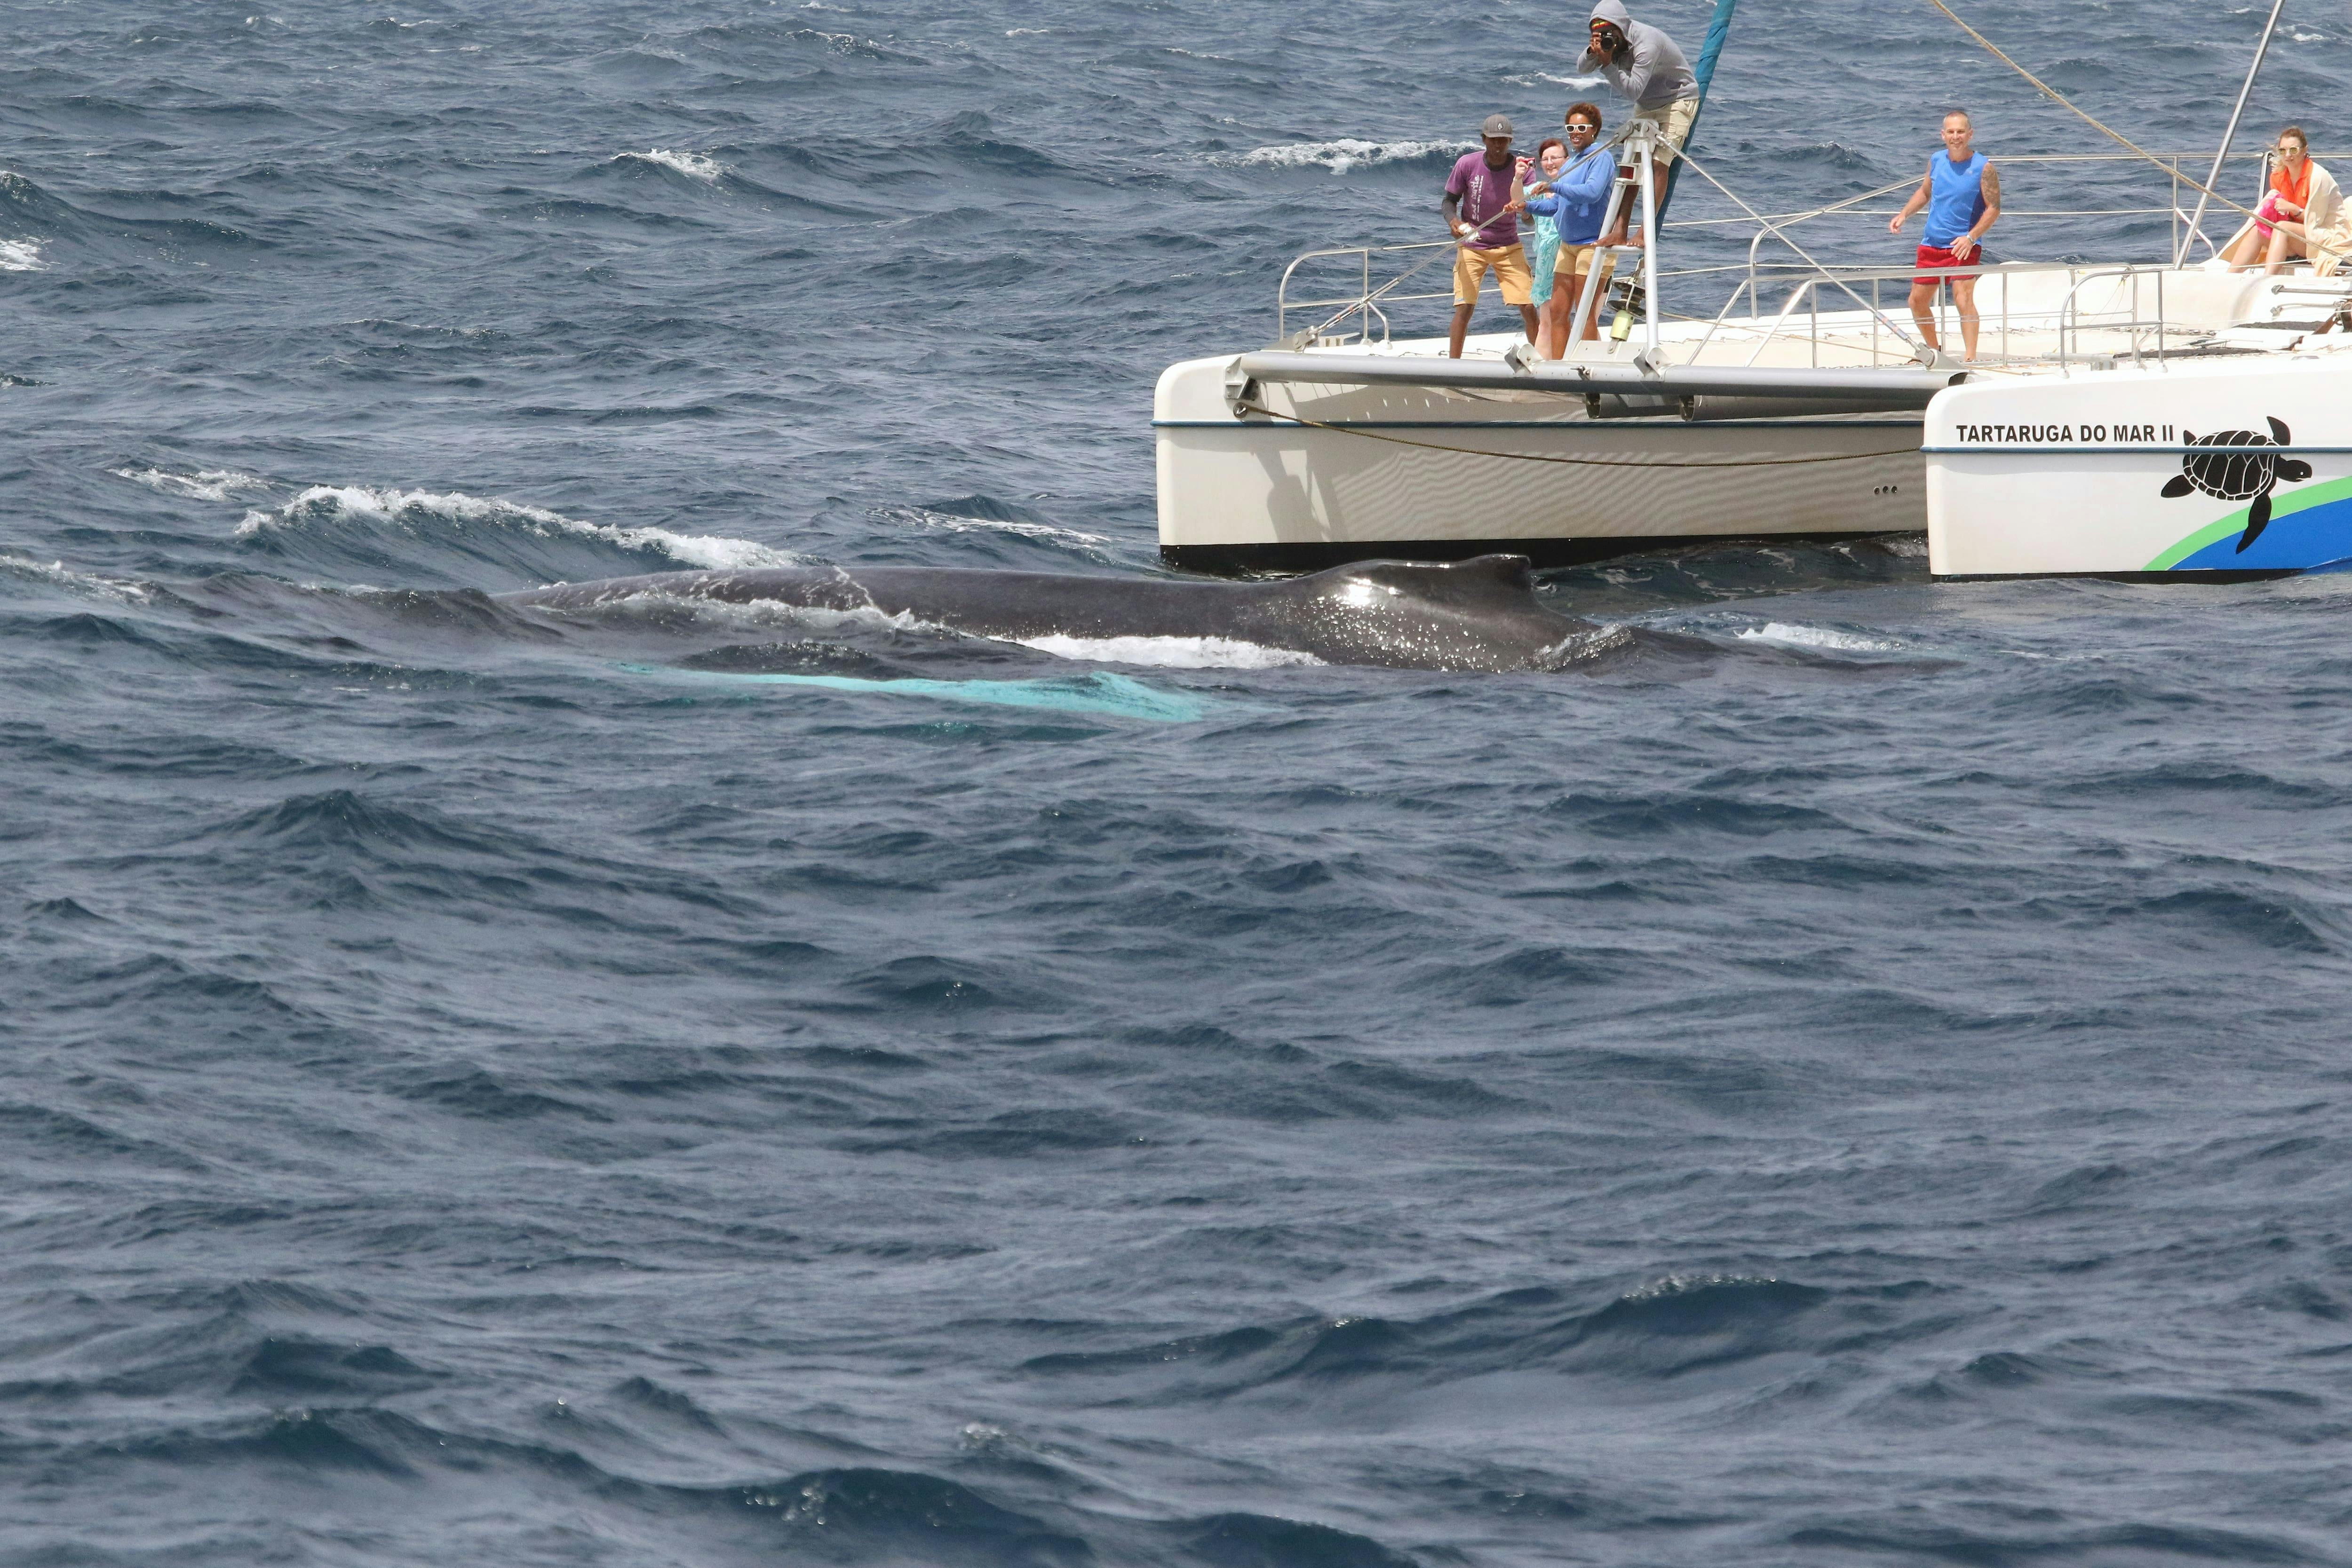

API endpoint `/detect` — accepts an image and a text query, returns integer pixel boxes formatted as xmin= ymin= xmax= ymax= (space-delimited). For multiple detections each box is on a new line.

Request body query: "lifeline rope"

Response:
xmin=1920 ymin=0 xmax=2262 ymax=228
xmin=1235 ymin=400 xmax=1919 ymax=468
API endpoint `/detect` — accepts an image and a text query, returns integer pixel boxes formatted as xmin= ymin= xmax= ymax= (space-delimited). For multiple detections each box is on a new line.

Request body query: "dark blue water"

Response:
xmin=8 ymin=3 xmax=2352 ymax=1563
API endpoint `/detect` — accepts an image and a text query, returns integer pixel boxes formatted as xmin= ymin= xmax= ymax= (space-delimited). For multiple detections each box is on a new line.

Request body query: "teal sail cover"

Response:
xmin=1655 ymin=0 xmax=1739 ymax=222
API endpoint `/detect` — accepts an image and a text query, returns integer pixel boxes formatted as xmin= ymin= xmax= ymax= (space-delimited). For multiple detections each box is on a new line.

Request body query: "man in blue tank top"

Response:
xmin=1889 ymin=111 xmax=2002 ymax=361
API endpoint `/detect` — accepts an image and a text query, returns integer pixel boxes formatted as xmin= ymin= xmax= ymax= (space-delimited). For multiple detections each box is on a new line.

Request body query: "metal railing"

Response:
xmin=1275 ymin=239 xmax=1459 ymax=347
xmin=2054 ymin=267 xmax=2169 ymax=364
xmin=1688 ymin=150 xmax=2335 ymax=266
xmin=1275 ymin=148 xmax=2347 ymax=356
xmin=1686 ymin=260 xmax=2184 ymax=372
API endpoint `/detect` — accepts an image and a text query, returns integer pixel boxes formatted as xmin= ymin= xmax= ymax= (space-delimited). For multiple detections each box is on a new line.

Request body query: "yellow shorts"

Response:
xmin=1628 ymin=97 xmax=1698 ymax=166
xmin=1453 ymin=243 xmax=1533 ymax=307
xmin=1557 ymin=243 xmax=1618 ymax=281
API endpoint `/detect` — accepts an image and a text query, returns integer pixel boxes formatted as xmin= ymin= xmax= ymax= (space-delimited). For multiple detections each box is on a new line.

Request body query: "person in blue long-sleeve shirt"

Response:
xmin=1520 ymin=103 xmax=1618 ymax=356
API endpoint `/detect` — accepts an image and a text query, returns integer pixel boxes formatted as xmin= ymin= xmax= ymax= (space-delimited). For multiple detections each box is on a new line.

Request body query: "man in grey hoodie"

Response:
xmin=1580 ymin=0 xmax=1699 ymax=160
xmin=1578 ymin=0 xmax=1700 ymax=248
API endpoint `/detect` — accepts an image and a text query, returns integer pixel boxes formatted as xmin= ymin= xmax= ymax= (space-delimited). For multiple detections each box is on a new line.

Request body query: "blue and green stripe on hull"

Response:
xmin=2147 ymin=472 xmax=2352 ymax=572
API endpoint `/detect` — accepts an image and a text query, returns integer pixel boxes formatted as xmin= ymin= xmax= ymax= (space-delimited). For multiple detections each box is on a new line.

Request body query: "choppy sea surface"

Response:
xmin=8 ymin=2 xmax=2352 ymax=1563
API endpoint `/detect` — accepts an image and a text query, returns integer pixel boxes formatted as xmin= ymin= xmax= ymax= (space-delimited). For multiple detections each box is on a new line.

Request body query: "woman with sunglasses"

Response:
xmin=2224 ymin=126 xmax=2341 ymax=275
xmin=1520 ymin=104 xmax=1617 ymax=356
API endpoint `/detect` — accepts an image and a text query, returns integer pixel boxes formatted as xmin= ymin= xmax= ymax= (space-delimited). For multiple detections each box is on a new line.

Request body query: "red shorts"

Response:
xmin=1915 ymin=243 xmax=1985 ymax=288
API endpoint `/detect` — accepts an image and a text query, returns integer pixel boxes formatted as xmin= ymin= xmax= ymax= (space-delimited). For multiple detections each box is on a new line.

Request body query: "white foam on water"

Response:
xmin=883 ymin=506 xmax=1111 ymax=553
xmin=1623 ymin=1273 xmax=1777 ymax=1302
xmin=235 ymin=485 xmax=798 ymax=570
xmin=0 ymin=238 xmax=47 ymax=272
xmin=111 ymin=467 xmax=272 ymax=502
xmin=1015 ymin=633 xmax=1324 ymax=669
xmin=1501 ymin=71 xmax=1606 ymax=89
xmin=613 ymin=149 xmax=723 ymax=182
xmin=1223 ymin=138 xmax=1462 ymax=174
xmin=1735 ymin=621 xmax=1905 ymax=653
xmin=0 ymin=551 xmax=152 ymax=603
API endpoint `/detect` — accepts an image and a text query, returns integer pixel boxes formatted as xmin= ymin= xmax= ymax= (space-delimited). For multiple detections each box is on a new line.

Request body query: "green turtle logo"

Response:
xmin=2159 ymin=416 xmax=2313 ymax=553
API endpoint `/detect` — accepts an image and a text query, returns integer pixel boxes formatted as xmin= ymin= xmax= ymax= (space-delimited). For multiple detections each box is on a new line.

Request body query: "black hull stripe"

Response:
xmin=1162 ymin=539 xmax=2312 ymax=581
xmin=1155 ymin=419 xmax=1923 ymax=432
xmin=1925 ymin=445 xmax=2352 ymax=455
xmin=1932 ymin=568 xmax=2304 ymax=582
xmin=1161 ymin=531 xmax=1901 ymax=575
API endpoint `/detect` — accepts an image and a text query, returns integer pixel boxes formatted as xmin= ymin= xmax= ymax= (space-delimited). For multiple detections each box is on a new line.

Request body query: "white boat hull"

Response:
xmin=1156 ymin=266 xmax=2352 ymax=577
xmin=1155 ymin=347 xmax=1924 ymax=572
xmin=1926 ymin=355 xmax=2352 ymax=578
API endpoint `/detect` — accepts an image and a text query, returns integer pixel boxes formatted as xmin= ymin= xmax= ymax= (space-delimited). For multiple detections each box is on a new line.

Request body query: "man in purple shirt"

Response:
xmin=1443 ymin=114 xmax=1538 ymax=358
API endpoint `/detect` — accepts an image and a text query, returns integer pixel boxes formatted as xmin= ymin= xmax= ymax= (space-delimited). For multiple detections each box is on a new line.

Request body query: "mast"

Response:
xmin=2176 ymin=0 xmax=2287 ymax=265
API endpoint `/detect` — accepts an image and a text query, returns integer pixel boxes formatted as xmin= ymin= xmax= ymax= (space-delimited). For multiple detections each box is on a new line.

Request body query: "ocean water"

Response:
xmin=8 ymin=2 xmax=2352 ymax=1563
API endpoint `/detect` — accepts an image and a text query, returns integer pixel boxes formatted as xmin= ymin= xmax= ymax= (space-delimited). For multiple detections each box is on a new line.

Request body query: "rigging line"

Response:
xmin=1666 ymin=142 xmax=1923 ymax=344
xmin=1303 ymin=245 xmax=1454 ymax=339
xmin=1918 ymin=0 xmax=2261 ymax=226
xmin=1234 ymin=402 xmax=1919 ymax=468
xmin=1668 ymin=177 xmax=1927 ymax=230
xmin=2181 ymin=0 xmax=2287 ymax=263
xmin=1666 ymin=176 xmax=1931 ymax=228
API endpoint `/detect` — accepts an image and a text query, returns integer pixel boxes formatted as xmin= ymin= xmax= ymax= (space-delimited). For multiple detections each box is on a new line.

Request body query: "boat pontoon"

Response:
xmin=1156 ymin=1 xmax=2352 ymax=580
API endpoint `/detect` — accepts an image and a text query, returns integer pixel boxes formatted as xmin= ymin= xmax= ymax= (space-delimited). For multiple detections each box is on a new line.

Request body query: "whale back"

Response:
xmin=1264 ymin=555 xmax=1579 ymax=670
xmin=499 ymin=554 xmax=1592 ymax=672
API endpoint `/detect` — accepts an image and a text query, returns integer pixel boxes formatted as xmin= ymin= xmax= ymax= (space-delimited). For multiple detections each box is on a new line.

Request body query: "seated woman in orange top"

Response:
xmin=2223 ymin=125 xmax=2341 ymax=274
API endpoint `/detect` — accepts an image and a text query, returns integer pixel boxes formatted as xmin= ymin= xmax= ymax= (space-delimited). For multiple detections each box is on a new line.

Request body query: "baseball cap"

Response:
xmin=1481 ymin=114 xmax=1514 ymax=138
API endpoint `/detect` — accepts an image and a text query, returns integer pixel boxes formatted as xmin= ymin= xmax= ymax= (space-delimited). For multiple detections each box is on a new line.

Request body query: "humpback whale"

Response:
xmin=498 ymin=554 xmax=1606 ymax=672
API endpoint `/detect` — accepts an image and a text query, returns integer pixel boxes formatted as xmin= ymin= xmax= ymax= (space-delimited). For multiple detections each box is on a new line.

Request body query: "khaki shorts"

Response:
xmin=1453 ymin=243 xmax=1534 ymax=306
xmin=1627 ymin=96 xmax=1699 ymax=166
xmin=1557 ymin=242 xmax=1618 ymax=281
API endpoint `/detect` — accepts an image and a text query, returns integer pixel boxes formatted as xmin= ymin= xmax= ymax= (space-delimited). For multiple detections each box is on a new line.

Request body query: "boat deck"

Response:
xmin=1298 ymin=262 xmax=2352 ymax=383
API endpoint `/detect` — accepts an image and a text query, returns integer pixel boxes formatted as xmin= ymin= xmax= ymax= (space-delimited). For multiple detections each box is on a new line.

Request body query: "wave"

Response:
xmin=1735 ymin=621 xmax=1907 ymax=653
xmin=781 ymin=27 xmax=929 ymax=65
xmin=0 ymin=550 xmax=154 ymax=603
xmin=111 ymin=466 xmax=272 ymax=502
xmin=210 ymin=788 xmax=527 ymax=857
xmin=0 ymin=166 xmax=264 ymax=259
xmin=1500 ymin=71 xmax=1607 ymax=89
xmin=38 ymin=1392 xmax=1420 ymax=1566
xmin=1222 ymin=137 xmax=1463 ymax=174
xmin=1022 ymin=1273 xmax=1838 ymax=1399
xmin=881 ymin=502 xmax=1112 ymax=555
xmin=1780 ymin=140 xmax=1892 ymax=175
xmin=233 ymin=484 xmax=797 ymax=583
xmin=611 ymin=148 xmax=724 ymax=183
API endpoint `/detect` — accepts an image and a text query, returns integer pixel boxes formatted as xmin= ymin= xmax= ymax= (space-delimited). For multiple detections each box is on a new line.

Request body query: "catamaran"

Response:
xmin=1155 ymin=0 xmax=2352 ymax=580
